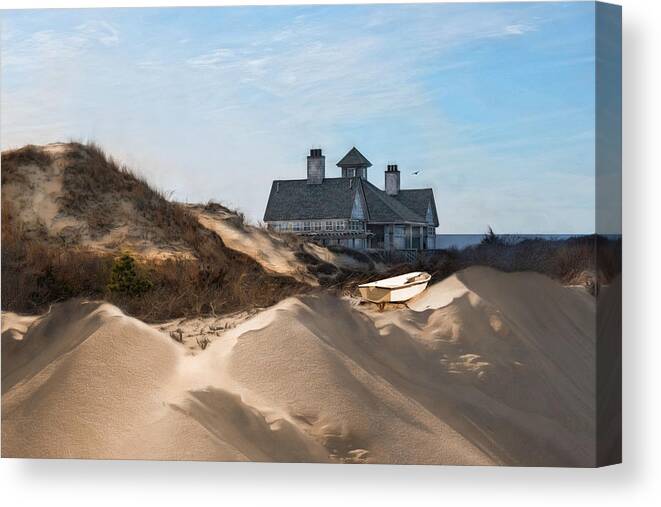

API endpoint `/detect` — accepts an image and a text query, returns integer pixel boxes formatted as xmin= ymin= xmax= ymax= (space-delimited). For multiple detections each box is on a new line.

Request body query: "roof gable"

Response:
xmin=336 ymin=147 xmax=372 ymax=168
xmin=351 ymin=188 xmax=367 ymax=219
xmin=394 ymin=188 xmax=439 ymax=227
xmin=360 ymin=180 xmax=426 ymax=223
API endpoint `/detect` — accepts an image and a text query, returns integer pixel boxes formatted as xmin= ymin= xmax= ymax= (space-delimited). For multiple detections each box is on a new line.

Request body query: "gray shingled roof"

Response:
xmin=394 ymin=189 xmax=439 ymax=226
xmin=336 ymin=147 xmax=372 ymax=168
xmin=360 ymin=180 xmax=425 ymax=223
xmin=263 ymin=178 xmax=359 ymax=221
xmin=263 ymin=177 xmax=431 ymax=224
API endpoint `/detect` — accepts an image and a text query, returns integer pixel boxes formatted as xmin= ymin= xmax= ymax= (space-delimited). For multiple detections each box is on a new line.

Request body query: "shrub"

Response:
xmin=107 ymin=253 xmax=153 ymax=296
xmin=481 ymin=226 xmax=500 ymax=245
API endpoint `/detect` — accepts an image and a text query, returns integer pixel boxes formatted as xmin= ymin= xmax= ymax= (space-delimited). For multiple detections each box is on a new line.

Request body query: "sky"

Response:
xmin=1 ymin=2 xmax=605 ymax=233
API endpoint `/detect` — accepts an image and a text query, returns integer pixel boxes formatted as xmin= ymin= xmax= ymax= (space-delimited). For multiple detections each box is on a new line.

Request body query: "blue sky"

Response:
xmin=1 ymin=3 xmax=600 ymax=233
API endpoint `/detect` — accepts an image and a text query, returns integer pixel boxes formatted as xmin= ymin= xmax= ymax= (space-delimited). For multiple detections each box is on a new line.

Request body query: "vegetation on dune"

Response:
xmin=107 ymin=253 xmax=153 ymax=296
xmin=1 ymin=143 xmax=308 ymax=321
xmin=1 ymin=143 xmax=621 ymax=320
xmin=417 ymin=233 xmax=620 ymax=292
xmin=480 ymin=226 xmax=501 ymax=246
xmin=338 ymin=232 xmax=621 ymax=298
xmin=1 ymin=144 xmax=53 ymax=171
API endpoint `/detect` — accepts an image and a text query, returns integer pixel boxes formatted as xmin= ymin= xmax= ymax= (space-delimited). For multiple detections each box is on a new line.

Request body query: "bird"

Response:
xmin=411 ymin=169 xmax=422 ymax=175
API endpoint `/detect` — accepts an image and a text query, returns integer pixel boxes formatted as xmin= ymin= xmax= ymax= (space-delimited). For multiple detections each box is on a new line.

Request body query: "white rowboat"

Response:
xmin=358 ymin=271 xmax=431 ymax=304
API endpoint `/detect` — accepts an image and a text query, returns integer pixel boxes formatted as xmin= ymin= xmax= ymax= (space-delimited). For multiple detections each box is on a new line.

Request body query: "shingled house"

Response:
xmin=263 ymin=147 xmax=438 ymax=251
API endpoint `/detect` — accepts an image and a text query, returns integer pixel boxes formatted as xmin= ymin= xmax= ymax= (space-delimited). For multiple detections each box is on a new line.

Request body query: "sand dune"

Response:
xmin=1 ymin=267 xmax=596 ymax=465
xmin=1 ymin=140 xmax=377 ymax=284
xmin=193 ymin=206 xmax=319 ymax=285
xmin=190 ymin=204 xmax=384 ymax=285
xmin=2 ymin=143 xmax=196 ymax=260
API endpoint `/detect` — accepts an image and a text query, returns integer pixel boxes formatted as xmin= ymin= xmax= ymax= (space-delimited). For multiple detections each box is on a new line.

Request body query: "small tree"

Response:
xmin=481 ymin=226 xmax=501 ymax=246
xmin=107 ymin=253 xmax=152 ymax=296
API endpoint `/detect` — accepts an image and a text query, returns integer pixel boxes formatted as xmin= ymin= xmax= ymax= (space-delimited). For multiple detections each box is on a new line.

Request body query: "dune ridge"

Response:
xmin=1 ymin=267 xmax=596 ymax=465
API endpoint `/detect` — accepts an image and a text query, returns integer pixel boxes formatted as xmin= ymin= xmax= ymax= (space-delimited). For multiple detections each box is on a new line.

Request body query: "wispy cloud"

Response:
xmin=180 ymin=5 xmax=542 ymax=130
xmin=502 ymin=23 xmax=536 ymax=36
xmin=186 ymin=48 xmax=235 ymax=67
xmin=75 ymin=20 xmax=120 ymax=47
xmin=1 ymin=3 xmax=597 ymax=233
xmin=1 ymin=19 xmax=121 ymax=68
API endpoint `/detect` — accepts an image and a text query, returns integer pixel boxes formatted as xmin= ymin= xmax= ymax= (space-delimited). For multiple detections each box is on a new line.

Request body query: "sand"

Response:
xmin=194 ymin=209 xmax=318 ymax=285
xmin=1 ymin=267 xmax=596 ymax=465
xmin=192 ymin=206 xmax=383 ymax=285
xmin=2 ymin=143 xmax=196 ymax=260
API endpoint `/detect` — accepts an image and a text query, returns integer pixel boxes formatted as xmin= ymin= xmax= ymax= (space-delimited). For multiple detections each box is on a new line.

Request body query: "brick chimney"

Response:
xmin=385 ymin=164 xmax=400 ymax=195
xmin=307 ymin=148 xmax=325 ymax=184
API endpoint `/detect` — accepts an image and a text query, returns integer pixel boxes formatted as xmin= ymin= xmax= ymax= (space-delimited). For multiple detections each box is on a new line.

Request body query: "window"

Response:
xmin=292 ymin=222 xmax=302 ymax=232
xmin=335 ymin=220 xmax=346 ymax=231
xmin=349 ymin=220 xmax=363 ymax=231
xmin=313 ymin=221 xmax=322 ymax=231
xmin=303 ymin=221 xmax=311 ymax=232
xmin=427 ymin=226 xmax=435 ymax=236
xmin=394 ymin=225 xmax=406 ymax=237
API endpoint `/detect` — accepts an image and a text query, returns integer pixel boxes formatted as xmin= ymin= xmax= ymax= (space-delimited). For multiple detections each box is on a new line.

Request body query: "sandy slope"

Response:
xmin=2 ymin=143 xmax=195 ymax=260
xmin=1 ymin=267 xmax=596 ymax=465
xmin=193 ymin=207 xmax=318 ymax=285
xmin=190 ymin=204 xmax=383 ymax=285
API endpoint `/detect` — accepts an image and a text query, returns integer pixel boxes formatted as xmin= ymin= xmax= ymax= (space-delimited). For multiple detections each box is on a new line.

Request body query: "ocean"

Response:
xmin=433 ymin=234 xmax=606 ymax=250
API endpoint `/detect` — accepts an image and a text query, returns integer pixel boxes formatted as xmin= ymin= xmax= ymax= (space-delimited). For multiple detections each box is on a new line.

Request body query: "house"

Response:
xmin=263 ymin=147 xmax=438 ymax=250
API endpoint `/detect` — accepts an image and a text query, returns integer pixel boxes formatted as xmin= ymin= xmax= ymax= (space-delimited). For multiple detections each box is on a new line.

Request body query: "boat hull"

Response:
xmin=358 ymin=279 xmax=429 ymax=303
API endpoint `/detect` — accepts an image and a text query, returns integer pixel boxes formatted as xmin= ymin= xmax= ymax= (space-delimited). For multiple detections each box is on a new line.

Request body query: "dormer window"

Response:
xmin=337 ymin=147 xmax=372 ymax=179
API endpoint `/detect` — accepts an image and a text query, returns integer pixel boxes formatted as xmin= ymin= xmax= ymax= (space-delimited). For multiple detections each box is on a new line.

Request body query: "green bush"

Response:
xmin=107 ymin=253 xmax=152 ymax=296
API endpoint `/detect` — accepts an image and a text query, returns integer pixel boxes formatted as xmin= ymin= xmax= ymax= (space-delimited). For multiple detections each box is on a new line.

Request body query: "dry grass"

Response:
xmin=59 ymin=142 xmax=204 ymax=241
xmin=421 ymin=235 xmax=621 ymax=288
xmin=1 ymin=144 xmax=52 ymax=173
xmin=1 ymin=143 xmax=308 ymax=321
xmin=332 ymin=235 xmax=621 ymax=297
xmin=1 ymin=200 xmax=111 ymax=311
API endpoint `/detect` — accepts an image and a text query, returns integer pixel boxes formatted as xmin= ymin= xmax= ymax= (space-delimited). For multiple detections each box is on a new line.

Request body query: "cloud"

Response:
xmin=502 ymin=24 xmax=536 ymax=36
xmin=186 ymin=48 xmax=235 ymax=68
xmin=1 ymin=20 xmax=120 ymax=68
xmin=75 ymin=20 xmax=120 ymax=47
xmin=176 ymin=4 xmax=544 ymax=142
xmin=1 ymin=4 xmax=595 ymax=233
